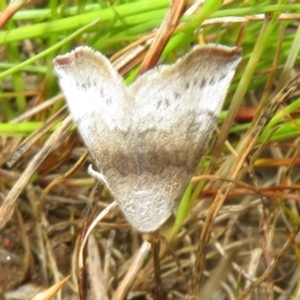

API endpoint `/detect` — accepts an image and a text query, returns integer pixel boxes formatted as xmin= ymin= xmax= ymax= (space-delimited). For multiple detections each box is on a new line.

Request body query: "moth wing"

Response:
xmin=53 ymin=47 xmax=130 ymax=172
xmin=125 ymin=45 xmax=241 ymax=226
xmin=130 ymin=44 xmax=242 ymax=161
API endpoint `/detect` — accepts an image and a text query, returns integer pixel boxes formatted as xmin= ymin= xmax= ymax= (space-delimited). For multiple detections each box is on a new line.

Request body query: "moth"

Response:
xmin=53 ymin=44 xmax=241 ymax=233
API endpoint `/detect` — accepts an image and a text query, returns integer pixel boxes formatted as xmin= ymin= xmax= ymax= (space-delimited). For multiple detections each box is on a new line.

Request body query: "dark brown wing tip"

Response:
xmin=177 ymin=43 xmax=242 ymax=71
xmin=53 ymin=46 xmax=95 ymax=67
xmin=192 ymin=43 xmax=242 ymax=60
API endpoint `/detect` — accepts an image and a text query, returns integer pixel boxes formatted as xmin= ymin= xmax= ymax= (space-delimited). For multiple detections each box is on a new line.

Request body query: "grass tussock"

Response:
xmin=0 ymin=0 xmax=300 ymax=299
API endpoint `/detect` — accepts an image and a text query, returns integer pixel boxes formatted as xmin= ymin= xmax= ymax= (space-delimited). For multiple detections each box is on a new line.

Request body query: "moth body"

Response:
xmin=53 ymin=44 xmax=241 ymax=233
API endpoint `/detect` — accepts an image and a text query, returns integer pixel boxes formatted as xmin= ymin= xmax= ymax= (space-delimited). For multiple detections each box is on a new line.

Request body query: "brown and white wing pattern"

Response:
xmin=53 ymin=47 xmax=131 ymax=182
xmin=53 ymin=45 xmax=241 ymax=233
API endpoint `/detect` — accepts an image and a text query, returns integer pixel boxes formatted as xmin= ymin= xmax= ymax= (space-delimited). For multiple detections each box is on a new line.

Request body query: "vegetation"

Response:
xmin=0 ymin=0 xmax=300 ymax=299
